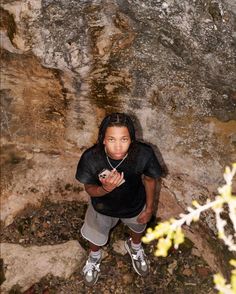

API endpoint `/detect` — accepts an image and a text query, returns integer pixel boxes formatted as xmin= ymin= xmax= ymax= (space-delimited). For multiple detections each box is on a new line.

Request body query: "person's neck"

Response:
xmin=104 ymin=148 xmax=127 ymax=161
xmin=107 ymin=154 xmax=127 ymax=161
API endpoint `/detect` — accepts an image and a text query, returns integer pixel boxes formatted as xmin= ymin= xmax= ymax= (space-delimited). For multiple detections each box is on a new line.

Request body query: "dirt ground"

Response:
xmin=1 ymin=200 xmax=216 ymax=294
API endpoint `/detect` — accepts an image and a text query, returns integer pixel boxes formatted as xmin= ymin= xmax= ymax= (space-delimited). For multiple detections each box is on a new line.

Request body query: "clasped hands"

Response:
xmin=100 ymin=169 xmax=124 ymax=192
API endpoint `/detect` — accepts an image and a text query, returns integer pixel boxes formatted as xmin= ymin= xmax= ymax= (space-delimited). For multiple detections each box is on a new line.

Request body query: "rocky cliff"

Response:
xmin=1 ymin=0 xmax=236 ymax=275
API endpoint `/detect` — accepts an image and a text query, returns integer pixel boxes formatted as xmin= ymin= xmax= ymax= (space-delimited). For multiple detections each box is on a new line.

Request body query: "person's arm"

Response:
xmin=84 ymin=184 xmax=111 ymax=197
xmin=85 ymin=169 xmax=124 ymax=197
xmin=137 ymin=175 xmax=158 ymax=224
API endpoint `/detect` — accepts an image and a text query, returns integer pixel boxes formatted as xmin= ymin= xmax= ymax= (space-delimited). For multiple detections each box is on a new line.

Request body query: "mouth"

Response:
xmin=111 ymin=153 xmax=125 ymax=159
xmin=113 ymin=154 xmax=123 ymax=159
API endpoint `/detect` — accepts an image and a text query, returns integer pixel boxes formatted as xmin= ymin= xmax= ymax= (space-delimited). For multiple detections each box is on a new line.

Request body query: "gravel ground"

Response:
xmin=1 ymin=200 xmax=216 ymax=294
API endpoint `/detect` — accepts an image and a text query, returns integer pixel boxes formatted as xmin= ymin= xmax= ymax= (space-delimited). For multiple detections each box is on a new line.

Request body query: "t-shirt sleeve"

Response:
xmin=143 ymin=148 xmax=162 ymax=178
xmin=75 ymin=151 xmax=98 ymax=185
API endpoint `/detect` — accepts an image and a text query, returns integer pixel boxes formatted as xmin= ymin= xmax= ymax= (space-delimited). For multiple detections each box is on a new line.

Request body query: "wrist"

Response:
xmin=145 ymin=207 xmax=153 ymax=213
xmin=102 ymin=186 xmax=112 ymax=193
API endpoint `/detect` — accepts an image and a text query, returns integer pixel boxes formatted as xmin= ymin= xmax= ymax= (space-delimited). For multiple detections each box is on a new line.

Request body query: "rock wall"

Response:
xmin=1 ymin=0 xmax=236 ymax=274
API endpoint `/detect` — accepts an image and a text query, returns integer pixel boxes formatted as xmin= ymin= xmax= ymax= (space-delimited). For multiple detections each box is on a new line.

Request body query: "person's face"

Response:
xmin=103 ymin=126 xmax=131 ymax=160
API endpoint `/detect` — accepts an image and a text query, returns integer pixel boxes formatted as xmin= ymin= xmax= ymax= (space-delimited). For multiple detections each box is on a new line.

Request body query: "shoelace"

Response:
xmin=83 ymin=259 xmax=100 ymax=275
xmin=132 ymin=248 xmax=147 ymax=266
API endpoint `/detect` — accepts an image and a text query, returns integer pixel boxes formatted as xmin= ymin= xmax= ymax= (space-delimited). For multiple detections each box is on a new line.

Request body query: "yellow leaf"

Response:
xmin=230 ymin=259 xmax=236 ymax=267
xmin=192 ymin=200 xmax=200 ymax=208
xmin=214 ymin=273 xmax=226 ymax=287
xmin=173 ymin=228 xmax=185 ymax=246
xmin=231 ymin=274 xmax=236 ymax=292
xmin=155 ymin=238 xmax=172 ymax=257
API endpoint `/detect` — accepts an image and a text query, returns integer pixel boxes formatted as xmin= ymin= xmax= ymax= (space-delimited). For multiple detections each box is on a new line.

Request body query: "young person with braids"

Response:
xmin=76 ymin=113 xmax=162 ymax=286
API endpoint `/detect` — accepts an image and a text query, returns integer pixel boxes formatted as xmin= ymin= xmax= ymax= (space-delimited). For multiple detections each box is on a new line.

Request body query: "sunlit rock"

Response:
xmin=1 ymin=240 xmax=86 ymax=293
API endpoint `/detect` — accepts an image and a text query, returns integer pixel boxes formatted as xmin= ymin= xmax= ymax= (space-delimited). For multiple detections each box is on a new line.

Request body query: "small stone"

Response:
xmin=122 ymin=273 xmax=133 ymax=285
xmin=167 ymin=260 xmax=177 ymax=274
xmin=101 ymin=249 xmax=109 ymax=259
xmin=36 ymin=231 xmax=45 ymax=238
xmin=162 ymin=2 xmax=168 ymax=9
xmin=112 ymin=240 xmax=127 ymax=255
xmin=30 ymin=224 xmax=37 ymax=232
xmin=182 ymin=268 xmax=192 ymax=277
xmin=25 ymin=153 xmax=34 ymax=160
xmin=184 ymin=282 xmax=197 ymax=286
xmin=191 ymin=248 xmax=201 ymax=257
xmin=117 ymin=260 xmax=125 ymax=269
xmin=32 ymin=148 xmax=40 ymax=153
xmin=110 ymin=285 xmax=115 ymax=291
xmin=197 ymin=266 xmax=210 ymax=277
xmin=42 ymin=222 xmax=50 ymax=229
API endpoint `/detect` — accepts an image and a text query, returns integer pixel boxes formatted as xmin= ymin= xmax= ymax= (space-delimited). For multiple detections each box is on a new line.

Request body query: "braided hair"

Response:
xmin=95 ymin=112 xmax=138 ymax=161
xmin=98 ymin=113 xmax=136 ymax=145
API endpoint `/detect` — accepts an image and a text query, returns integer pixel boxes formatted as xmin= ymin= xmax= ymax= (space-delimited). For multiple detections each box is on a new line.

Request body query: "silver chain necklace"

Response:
xmin=106 ymin=153 xmax=128 ymax=170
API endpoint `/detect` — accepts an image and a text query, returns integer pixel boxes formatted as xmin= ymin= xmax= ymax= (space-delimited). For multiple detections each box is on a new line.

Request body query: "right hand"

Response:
xmin=100 ymin=169 xmax=124 ymax=192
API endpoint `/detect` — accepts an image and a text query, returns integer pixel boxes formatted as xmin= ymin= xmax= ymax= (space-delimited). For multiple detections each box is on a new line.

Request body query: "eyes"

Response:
xmin=107 ymin=137 xmax=130 ymax=143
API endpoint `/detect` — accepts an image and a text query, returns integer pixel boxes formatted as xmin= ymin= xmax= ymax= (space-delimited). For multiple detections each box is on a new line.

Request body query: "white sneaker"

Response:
xmin=82 ymin=255 xmax=101 ymax=286
xmin=125 ymin=239 xmax=149 ymax=277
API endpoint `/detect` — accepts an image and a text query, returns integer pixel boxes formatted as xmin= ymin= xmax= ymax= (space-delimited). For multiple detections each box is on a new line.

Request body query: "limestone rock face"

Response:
xmin=1 ymin=0 xmax=235 ymax=273
xmin=0 ymin=240 xmax=86 ymax=293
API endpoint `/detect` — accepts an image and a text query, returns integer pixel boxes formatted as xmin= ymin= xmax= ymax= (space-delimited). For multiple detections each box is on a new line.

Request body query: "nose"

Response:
xmin=114 ymin=141 xmax=122 ymax=151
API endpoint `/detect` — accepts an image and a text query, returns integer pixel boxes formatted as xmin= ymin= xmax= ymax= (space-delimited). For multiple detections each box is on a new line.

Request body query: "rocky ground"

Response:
xmin=1 ymin=200 xmax=216 ymax=294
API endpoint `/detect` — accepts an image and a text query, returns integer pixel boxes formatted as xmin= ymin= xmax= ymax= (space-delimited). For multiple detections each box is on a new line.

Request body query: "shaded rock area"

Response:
xmin=1 ymin=201 xmax=215 ymax=294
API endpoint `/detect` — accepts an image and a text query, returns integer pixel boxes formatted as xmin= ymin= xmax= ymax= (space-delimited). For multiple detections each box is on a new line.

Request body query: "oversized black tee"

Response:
xmin=75 ymin=142 xmax=162 ymax=218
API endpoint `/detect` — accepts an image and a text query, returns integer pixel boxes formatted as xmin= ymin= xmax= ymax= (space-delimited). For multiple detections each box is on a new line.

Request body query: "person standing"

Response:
xmin=76 ymin=112 xmax=162 ymax=286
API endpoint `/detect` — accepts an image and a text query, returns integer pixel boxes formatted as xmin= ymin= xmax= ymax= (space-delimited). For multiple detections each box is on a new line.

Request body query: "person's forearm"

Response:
xmin=143 ymin=176 xmax=157 ymax=212
xmin=85 ymin=184 xmax=110 ymax=197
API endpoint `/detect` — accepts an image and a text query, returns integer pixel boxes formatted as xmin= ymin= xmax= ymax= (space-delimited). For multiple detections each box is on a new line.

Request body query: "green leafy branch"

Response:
xmin=143 ymin=163 xmax=236 ymax=294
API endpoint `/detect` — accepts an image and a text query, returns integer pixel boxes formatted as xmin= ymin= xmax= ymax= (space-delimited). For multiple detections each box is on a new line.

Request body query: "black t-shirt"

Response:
xmin=75 ymin=142 xmax=162 ymax=218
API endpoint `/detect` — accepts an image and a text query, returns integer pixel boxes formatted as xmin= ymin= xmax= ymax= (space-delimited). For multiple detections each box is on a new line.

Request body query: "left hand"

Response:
xmin=137 ymin=209 xmax=153 ymax=224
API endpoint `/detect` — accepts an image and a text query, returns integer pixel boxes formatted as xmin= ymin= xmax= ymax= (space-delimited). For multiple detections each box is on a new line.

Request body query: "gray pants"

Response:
xmin=81 ymin=202 xmax=147 ymax=246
